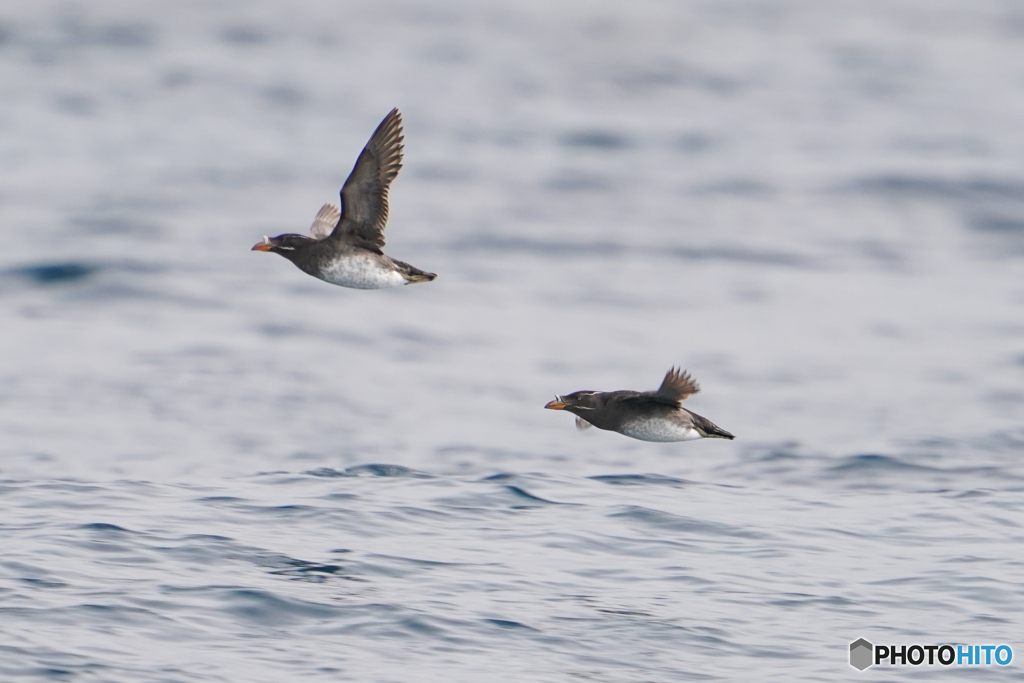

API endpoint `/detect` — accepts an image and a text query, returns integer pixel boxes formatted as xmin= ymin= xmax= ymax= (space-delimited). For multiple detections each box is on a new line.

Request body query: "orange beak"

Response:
xmin=544 ymin=398 xmax=568 ymax=410
xmin=251 ymin=241 xmax=273 ymax=251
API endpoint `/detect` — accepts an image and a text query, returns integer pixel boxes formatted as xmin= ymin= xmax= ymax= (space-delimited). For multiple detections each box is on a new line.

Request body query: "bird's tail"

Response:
xmin=405 ymin=270 xmax=437 ymax=283
xmin=690 ymin=411 xmax=735 ymax=440
xmin=395 ymin=260 xmax=437 ymax=284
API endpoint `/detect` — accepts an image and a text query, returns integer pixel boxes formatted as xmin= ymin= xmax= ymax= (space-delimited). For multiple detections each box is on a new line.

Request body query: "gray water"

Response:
xmin=2 ymin=1 xmax=1024 ymax=680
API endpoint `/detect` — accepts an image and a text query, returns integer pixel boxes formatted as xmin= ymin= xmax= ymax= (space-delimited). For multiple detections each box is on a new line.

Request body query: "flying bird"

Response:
xmin=252 ymin=108 xmax=436 ymax=288
xmin=545 ymin=367 xmax=734 ymax=442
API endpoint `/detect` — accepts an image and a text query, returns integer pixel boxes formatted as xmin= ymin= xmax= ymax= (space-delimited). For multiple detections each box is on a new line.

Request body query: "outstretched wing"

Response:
xmin=309 ymin=203 xmax=340 ymax=240
xmin=620 ymin=367 xmax=700 ymax=408
xmin=330 ymin=108 xmax=404 ymax=251
xmin=655 ymin=367 xmax=700 ymax=402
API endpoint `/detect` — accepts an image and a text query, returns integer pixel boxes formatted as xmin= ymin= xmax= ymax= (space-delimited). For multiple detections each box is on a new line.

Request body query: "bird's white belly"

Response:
xmin=319 ymin=255 xmax=406 ymax=289
xmin=620 ymin=418 xmax=703 ymax=442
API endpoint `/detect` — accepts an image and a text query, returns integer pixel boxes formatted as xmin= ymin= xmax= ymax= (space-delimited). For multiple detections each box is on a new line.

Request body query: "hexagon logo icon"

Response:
xmin=850 ymin=638 xmax=874 ymax=670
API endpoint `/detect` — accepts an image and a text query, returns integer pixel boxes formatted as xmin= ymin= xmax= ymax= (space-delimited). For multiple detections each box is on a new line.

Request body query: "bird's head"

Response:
xmin=544 ymin=391 xmax=602 ymax=413
xmin=251 ymin=234 xmax=313 ymax=258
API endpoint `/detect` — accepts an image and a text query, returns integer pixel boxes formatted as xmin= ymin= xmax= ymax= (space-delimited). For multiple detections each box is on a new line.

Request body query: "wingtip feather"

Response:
xmin=658 ymin=366 xmax=700 ymax=400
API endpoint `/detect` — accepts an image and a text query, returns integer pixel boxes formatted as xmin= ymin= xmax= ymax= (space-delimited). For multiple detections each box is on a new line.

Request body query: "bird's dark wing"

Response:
xmin=619 ymin=394 xmax=678 ymax=409
xmin=620 ymin=368 xmax=700 ymax=408
xmin=655 ymin=367 xmax=700 ymax=402
xmin=329 ymin=108 xmax=404 ymax=251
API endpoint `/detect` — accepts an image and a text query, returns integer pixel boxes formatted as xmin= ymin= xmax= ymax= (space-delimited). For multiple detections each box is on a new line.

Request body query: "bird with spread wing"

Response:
xmin=252 ymin=109 xmax=436 ymax=289
xmin=545 ymin=367 xmax=734 ymax=442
